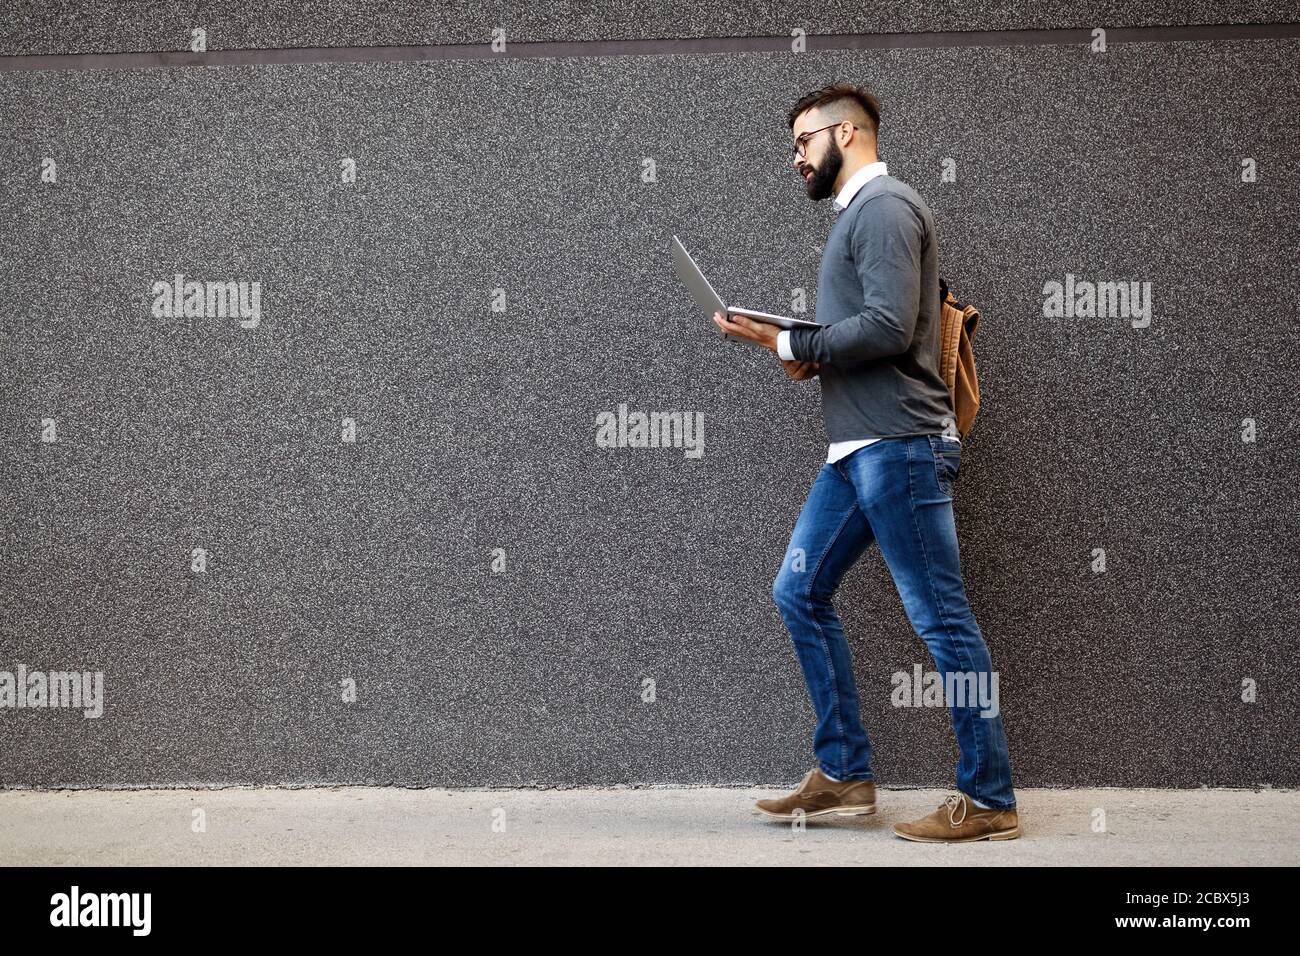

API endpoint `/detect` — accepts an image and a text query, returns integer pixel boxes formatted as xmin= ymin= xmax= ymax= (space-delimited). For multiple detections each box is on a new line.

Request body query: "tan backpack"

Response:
xmin=937 ymin=277 xmax=982 ymax=439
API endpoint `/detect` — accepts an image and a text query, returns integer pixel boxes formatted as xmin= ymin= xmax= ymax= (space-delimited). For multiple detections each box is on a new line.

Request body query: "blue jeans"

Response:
xmin=771 ymin=434 xmax=1017 ymax=810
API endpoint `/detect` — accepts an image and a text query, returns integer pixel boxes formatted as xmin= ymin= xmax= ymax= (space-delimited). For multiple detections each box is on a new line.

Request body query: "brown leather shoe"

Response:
xmin=892 ymin=792 xmax=1021 ymax=842
xmin=754 ymin=767 xmax=877 ymax=820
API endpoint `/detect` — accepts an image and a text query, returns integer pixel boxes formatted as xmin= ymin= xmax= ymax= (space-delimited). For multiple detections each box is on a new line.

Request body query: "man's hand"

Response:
xmin=781 ymin=359 xmax=820 ymax=381
xmin=712 ymin=310 xmax=780 ymax=352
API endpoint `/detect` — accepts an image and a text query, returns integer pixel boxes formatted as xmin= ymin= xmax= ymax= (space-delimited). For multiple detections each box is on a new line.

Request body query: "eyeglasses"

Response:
xmin=792 ymin=122 xmax=858 ymax=159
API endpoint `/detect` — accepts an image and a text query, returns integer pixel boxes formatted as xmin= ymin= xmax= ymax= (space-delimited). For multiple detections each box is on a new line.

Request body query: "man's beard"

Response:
xmin=804 ymin=140 xmax=843 ymax=201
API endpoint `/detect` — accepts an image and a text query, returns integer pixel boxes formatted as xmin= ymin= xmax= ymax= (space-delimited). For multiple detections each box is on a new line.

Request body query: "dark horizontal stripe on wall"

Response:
xmin=0 ymin=21 xmax=1298 ymax=73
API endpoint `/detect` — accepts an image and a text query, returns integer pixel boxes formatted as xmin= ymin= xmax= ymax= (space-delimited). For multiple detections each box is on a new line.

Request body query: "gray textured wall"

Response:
xmin=1 ymin=4 xmax=1297 ymax=789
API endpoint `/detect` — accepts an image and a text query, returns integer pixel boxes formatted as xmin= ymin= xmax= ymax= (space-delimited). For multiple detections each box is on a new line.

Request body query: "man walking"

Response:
xmin=712 ymin=83 xmax=1020 ymax=842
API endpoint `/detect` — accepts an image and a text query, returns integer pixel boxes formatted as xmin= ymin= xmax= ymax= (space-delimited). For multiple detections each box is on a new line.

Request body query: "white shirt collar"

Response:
xmin=832 ymin=161 xmax=889 ymax=212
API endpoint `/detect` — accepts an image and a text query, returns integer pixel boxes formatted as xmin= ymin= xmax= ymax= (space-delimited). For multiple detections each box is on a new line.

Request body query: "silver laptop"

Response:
xmin=671 ymin=235 xmax=820 ymax=348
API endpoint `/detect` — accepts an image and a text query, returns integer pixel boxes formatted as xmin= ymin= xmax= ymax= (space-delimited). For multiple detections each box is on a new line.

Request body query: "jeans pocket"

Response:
xmin=929 ymin=435 xmax=961 ymax=496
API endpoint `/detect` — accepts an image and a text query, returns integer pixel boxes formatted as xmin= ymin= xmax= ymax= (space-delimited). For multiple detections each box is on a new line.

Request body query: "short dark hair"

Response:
xmin=787 ymin=83 xmax=881 ymax=141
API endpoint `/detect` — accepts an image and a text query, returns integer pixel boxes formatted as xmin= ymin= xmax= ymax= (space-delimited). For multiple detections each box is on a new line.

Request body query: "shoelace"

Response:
xmin=943 ymin=793 xmax=969 ymax=827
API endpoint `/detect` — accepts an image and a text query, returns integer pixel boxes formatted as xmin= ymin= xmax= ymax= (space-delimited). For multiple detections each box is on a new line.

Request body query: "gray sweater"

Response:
xmin=786 ymin=173 xmax=954 ymax=442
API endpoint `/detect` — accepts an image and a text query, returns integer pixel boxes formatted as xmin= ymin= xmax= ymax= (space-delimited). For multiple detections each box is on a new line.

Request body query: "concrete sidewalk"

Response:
xmin=1 ymin=786 xmax=1295 ymax=866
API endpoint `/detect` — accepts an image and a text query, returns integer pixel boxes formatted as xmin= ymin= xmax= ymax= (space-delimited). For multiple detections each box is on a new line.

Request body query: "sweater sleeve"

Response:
xmin=787 ymin=194 xmax=923 ymax=366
